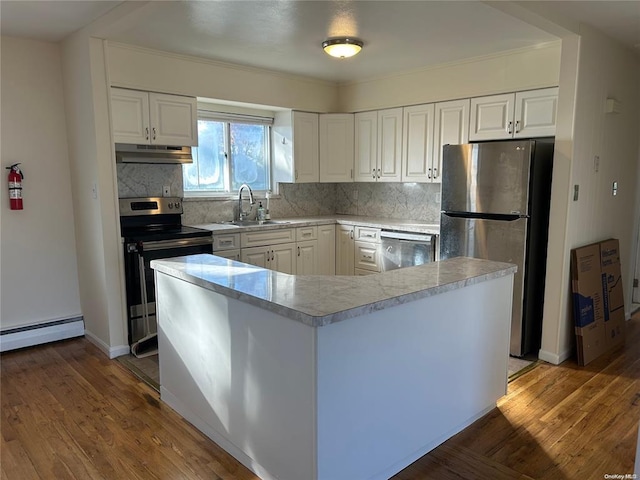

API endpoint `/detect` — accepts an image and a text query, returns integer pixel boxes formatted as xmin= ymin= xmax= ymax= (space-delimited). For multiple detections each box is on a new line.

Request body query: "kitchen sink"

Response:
xmin=218 ymin=220 xmax=291 ymax=227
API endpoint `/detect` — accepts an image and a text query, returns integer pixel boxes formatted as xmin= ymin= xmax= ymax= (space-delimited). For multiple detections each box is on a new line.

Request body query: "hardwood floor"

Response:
xmin=2 ymin=313 xmax=638 ymax=480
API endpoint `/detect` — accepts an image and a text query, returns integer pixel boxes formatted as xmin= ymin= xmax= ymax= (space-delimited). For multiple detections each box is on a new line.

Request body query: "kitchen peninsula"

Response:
xmin=151 ymin=254 xmax=516 ymax=480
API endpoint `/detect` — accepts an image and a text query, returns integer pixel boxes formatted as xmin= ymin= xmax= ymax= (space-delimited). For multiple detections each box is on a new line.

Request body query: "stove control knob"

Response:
xmin=175 ymin=201 xmax=180 ymax=209
xmin=168 ymin=202 xmax=174 ymax=209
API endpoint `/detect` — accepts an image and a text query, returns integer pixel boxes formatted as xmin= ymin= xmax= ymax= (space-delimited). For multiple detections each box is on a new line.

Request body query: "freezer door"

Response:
xmin=439 ymin=213 xmax=528 ymax=356
xmin=441 ymin=141 xmax=532 ymax=216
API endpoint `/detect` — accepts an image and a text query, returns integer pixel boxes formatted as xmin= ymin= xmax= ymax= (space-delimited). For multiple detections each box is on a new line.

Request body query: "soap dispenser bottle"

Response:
xmin=257 ymin=201 xmax=266 ymax=223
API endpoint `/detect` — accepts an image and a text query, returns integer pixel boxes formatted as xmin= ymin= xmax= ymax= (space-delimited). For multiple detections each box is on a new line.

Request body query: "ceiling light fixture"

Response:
xmin=322 ymin=37 xmax=363 ymax=58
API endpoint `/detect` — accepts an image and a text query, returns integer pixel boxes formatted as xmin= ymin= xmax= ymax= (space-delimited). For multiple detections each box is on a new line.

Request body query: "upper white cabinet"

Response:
xmin=469 ymin=87 xmax=558 ymax=141
xmin=273 ymin=111 xmax=319 ymax=183
xmin=513 ymin=87 xmax=559 ymax=138
xmin=355 ymin=108 xmax=403 ymax=182
xmin=319 ymin=114 xmax=354 ymax=182
xmin=432 ymin=99 xmax=470 ymax=183
xmin=111 ymin=88 xmax=197 ymax=146
xmin=401 ymin=104 xmax=435 ymax=183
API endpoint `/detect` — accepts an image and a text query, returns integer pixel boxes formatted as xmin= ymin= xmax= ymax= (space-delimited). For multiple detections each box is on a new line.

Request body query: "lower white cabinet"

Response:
xmin=296 ymin=240 xmax=318 ymax=275
xmin=335 ymin=225 xmax=355 ymax=275
xmin=214 ymin=249 xmax=241 ymax=261
xmin=317 ymin=225 xmax=336 ymax=275
xmin=242 ymin=243 xmax=296 ymax=274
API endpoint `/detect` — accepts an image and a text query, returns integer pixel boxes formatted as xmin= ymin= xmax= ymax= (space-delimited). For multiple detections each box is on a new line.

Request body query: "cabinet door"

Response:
xmin=296 ymin=240 xmax=318 ymax=275
xmin=292 ymin=112 xmax=320 ymax=183
xmin=335 ymin=225 xmax=354 ymax=275
xmin=354 ymin=241 xmax=381 ymax=272
xmin=354 ymin=111 xmax=378 ymax=182
xmin=433 ymin=99 xmax=469 ymax=184
xmin=402 ymin=104 xmax=435 ymax=183
xmin=111 ymin=88 xmax=150 ymax=144
xmin=214 ymin=249 xmax=241 ymax=261
xmin=148 ymin=93 xmax=198 ymax=146
xmin=377 ymin=108 xmax=403 ymax=182
xmin=241 ymin=246 xmax=270 ymax=268
xmin=469 ymin=93 xmax=514 ymax=141
xmin=272 ymin=243 xmax=296 ymax=274
xmin=317 ymin=224 xmax=336 ymax=275
xmin=513 ymin=88 xmax=558 ymax=138
xmin=319 ymin=114 xmax=354 ymax=182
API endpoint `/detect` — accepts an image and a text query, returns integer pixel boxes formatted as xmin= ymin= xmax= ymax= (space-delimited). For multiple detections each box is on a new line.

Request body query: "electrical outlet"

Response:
xmin=163 ymin=185 xmax=171 ymax=197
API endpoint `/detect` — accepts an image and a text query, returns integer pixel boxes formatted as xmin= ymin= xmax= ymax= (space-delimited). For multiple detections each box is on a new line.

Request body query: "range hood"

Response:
xmin=115 ymin=143 xmax=193 ymax=164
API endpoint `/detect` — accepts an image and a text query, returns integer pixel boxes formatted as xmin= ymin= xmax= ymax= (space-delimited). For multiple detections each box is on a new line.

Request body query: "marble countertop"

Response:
xmin=192 ymin=215 xmax=440 ymax=235
xmin=151 ymin=254 xmax=516 ymax=327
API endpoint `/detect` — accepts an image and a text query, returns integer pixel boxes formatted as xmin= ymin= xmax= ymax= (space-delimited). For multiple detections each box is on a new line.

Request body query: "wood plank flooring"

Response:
xmin=2 ymin=313 xmax=638 ymax=480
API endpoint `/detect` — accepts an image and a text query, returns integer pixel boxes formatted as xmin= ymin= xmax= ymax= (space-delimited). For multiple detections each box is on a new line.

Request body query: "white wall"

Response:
xmin=60 ymin=34 xmax=128 ymax=357
xmin=107 ymin=42 xmax=339 ymax=113
xmin=338 ymin=42 xmax=561 ymax=111
xmin=540 ymin=27 xmax=640 ymax=363
xmin=0 ymin=36 xmax=82 ymax=330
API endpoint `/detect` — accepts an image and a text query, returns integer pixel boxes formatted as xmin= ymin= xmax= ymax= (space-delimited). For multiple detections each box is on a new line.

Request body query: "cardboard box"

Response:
xmin=599 ymin=239 xmax=625 ymax=350
xmin=571 ymin=239 xmax=625 ymax=366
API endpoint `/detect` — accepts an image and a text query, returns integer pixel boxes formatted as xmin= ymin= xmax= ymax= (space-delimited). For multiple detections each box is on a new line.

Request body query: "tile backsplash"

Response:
xmin=116 ymin=164 xmax=441 ymax=226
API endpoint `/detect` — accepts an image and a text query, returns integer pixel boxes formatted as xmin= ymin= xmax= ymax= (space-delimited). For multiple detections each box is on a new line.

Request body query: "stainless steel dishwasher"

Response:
xmin=379 ymin=229 xmax=438 ymax=271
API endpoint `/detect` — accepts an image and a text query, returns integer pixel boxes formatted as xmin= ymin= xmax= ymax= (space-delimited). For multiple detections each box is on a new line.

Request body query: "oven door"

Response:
xmin=123 ymin=237 xmax=212 ymax=345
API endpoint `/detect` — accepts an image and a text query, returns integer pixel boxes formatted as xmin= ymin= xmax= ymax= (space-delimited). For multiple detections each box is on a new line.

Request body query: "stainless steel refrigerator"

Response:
xmin=439 ymin=140 xmax=554 ymax=357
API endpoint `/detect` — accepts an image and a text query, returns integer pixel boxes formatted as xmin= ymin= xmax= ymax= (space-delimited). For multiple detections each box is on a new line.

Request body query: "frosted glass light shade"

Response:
xmin=322 ymin=38 xmax=363 ymax=58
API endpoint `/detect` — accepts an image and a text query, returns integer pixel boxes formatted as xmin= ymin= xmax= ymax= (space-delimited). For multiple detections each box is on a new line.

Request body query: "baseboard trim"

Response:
xmin=84 ymin=330 xmax=129 ymax=359
xmin=0 ymin=317 xmax=84 ymax=352
xmin=538 ymin=347 xmax=572 ymax=365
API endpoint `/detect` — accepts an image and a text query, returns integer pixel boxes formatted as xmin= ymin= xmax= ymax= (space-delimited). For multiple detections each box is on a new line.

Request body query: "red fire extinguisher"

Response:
xmin=6 ymin=163 xmax=24 ymax=210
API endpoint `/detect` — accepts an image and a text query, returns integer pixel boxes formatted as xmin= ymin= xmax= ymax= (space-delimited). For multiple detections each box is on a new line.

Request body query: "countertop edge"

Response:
xmin=152 ymin=256 xmax=516 ymax=327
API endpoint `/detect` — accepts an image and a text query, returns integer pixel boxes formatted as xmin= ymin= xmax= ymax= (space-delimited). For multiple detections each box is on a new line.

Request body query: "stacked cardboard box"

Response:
xmin=570 ymin=239 xmax=626 ymax=366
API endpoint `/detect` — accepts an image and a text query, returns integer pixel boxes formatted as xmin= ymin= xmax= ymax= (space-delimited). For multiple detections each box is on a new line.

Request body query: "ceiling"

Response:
xmin=1 ymin=1 xmax=638 ymax=83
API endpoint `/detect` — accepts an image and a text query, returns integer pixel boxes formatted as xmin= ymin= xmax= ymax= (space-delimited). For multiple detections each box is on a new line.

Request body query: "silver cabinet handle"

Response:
xmin=271 ymin=250 xmax=274 ymax=261
xmin=433 ymin=167 xmax=438 ymax=179
xmin=152 ymin=127 xmax=157 ymax=140
xmin=428 ymin=167 xmax=432 ymax=179
xmin=220 ymin=239 xmax=232 ymax=246
xmin=377 ymin=168 xmax=381 ymax=178
xmin=145 ymin=127 xmax=149 ymax=140
xmin=297 ymin=246 xmax=300 ymax=256
xmin=295 ymin=170 xmax=299 ymax=180
xmin=515 ymin=120 xmax=521 ymax=133
xmin=507 ymin=121 xmax=513 ymax=135
xmin=372 ymin=168 xmax=376 ymax=179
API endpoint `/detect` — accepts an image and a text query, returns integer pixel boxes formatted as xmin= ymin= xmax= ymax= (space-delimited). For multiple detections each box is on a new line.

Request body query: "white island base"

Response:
xmin=154 ymin=257 xmax=514 ymax=480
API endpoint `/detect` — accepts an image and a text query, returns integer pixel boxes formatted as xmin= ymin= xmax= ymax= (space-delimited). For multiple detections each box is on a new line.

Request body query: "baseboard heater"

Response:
xmin=0 ymin=316 xmax=84 ymax=353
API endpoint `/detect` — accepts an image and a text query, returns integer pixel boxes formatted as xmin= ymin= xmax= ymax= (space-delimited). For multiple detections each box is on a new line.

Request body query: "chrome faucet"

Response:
xmin=237 ymin=183 xmax=255 ymax=221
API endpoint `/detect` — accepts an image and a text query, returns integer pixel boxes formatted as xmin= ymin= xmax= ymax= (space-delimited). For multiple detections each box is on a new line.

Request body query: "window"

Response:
xmin=183 ymin=111 xmax=272 ymax=195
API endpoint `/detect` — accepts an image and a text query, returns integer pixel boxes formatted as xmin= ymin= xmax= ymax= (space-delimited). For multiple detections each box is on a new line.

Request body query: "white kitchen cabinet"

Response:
xmin=241 ymin=228 xmax=296 ymax=249
xmin=319 ymin=114 xmax=354 ymax=182
xmin=296 ymin=240 xmax=318 ymax=275
xmin=111 ymin=88 xmax=198 ymax=146
xmin=513 ymin=88 xmax=559 ymax=138
xmin=214 ymin=249 xmax=241 ymax=261
xmin=469 ymin=88 xmax=558 ymax=141
xmin=432 ymin=99 xmax=470 ymax=183
xmin=242 ymin=243 xmax=296 ymax=274
xmin=355 ymin=108 xmax=402 ymax=182
xmin=212 ymin=232 xmax=241 ymax=251
xmin=273 ymin=111 xmax=319 ymax=183
xmin=335 ymin=225 xmax=354 ymax=275
xmin=317 ymin=224 xmax=336 ymax=275
xmin=401 ymin=103 xmax=435 ymax=183
xmin=354 ymin=111 xmax=378 ymax=182
xmin=354 ymin=241 xmax=381 ymax=273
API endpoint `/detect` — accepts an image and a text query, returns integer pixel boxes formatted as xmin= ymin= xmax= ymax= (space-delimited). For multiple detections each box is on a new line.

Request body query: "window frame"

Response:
xmin=183 ymin=110 xmax=274 ymax=199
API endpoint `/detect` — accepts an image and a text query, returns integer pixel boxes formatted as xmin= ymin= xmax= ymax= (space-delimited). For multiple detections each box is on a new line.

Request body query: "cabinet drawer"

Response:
xmin=296 ymin=226 xmax=318 ymax=242
xmin=355 ymin=241 xmax=381 ymax=272
xmin=213 ymin=233 xmax=240 ymax=251
xmin=241 ymin=228 xmax=295 ymax=248
xmin=355 ymin=226 xmax=381 ymax=243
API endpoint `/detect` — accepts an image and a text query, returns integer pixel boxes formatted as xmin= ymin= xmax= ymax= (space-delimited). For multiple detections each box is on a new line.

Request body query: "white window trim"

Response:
xmin=184 ymin=110 xmax=275 ymax=198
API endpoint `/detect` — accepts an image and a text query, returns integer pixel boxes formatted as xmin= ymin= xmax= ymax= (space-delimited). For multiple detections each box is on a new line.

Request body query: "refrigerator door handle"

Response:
xmin=441 ymin=211 xmax=524 ymax=221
